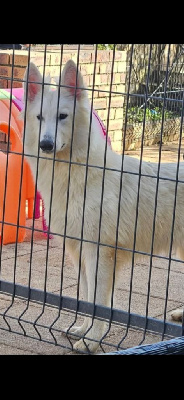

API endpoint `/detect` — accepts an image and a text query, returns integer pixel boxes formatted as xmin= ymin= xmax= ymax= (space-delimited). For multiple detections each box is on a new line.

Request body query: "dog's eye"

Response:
xmin=59 ymin=113 xmax=68 ymax=120
xmin=37 ymin=115 xmax=43 ymax=121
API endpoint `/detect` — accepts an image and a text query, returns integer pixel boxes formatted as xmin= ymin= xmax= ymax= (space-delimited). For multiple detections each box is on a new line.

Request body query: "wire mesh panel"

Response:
xmin=0 ymin=44 xmax=184 ymax=354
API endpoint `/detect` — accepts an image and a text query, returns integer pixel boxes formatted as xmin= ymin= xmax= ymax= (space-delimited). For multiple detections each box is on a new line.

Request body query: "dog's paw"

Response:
xmin=171 ymin=309 xmax=183 ymax=321
xmin=73 ymin=338 xmax=99 ymax=354
xmin=64 ymin=323 xmax=88 ymax=340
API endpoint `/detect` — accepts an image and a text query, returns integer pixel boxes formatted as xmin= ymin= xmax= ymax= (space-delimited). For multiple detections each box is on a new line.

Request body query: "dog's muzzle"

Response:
xmin=40 ymin=139 xmax=54 ymax=153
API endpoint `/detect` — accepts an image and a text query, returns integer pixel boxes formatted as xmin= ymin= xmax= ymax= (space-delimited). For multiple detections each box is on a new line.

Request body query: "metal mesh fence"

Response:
xmin=0 ymin=44 xmax=183 ymax=355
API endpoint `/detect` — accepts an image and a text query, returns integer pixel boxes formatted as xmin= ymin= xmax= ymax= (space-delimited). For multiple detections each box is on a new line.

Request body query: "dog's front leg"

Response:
xmin=66 ymin=262 xmax=89 ymax=338
xmin=73 ymin=247 xmax=114 ymax=353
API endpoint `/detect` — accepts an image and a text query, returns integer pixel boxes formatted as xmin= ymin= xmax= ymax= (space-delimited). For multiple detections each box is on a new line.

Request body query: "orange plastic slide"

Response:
xmin=0 ymin=99 xmax=35 ymax=245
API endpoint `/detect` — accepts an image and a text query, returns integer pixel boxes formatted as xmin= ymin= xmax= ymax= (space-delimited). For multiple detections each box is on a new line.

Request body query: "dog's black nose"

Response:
xmin=40 ymin=139 xmax=54 ymax=153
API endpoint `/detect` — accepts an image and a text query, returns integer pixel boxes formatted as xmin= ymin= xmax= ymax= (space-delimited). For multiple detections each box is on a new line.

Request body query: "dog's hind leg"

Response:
xmin=73 ymin=246 xmax=115 ymax=353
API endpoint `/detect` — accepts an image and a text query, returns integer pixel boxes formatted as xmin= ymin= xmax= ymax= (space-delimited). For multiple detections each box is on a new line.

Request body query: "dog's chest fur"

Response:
xmin=31 ymin=156 xmax=102 ymax=241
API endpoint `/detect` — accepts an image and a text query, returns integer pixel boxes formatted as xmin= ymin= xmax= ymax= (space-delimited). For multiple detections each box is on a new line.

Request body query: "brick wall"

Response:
xmin=0 ymin=49 xmax=126 ymax=153
xmin=0 ymin=52 xmax=28 ymax=88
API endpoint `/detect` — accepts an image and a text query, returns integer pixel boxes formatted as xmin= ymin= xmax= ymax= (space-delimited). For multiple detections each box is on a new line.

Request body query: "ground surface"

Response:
xmin=0 ymin=140 xmax=183 ymax=355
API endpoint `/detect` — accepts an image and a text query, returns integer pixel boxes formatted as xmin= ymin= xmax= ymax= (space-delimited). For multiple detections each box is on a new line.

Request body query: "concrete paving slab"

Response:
xmin=136 ymin=256 xmax=184 ymax=274
xmin=0 ymin=328 xmax=72 ymax=355
xmin=114 ymin=288 xmax=182 ymax=319
xmin=98 ymin=325 xmax=162 ymax=353
xmin=0 ymin=241 xmax=45 ymax=261
xmin=117 ymin=262 xmax=184 ymax=302
xmin=0 ymin=248 xmax=76 ymax=293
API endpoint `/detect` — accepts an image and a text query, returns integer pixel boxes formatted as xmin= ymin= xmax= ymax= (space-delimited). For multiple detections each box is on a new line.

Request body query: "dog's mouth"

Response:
xmin=41 ymin=143 xmax=66 ymax=154
xmin=41 ymin=149 xmax=54 ymax=154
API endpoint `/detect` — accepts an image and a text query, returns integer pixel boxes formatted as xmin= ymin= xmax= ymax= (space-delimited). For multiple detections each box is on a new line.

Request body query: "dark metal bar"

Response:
xmin=31 ymin=45 xmax=65 ymax=345
xmin=62 ymin=45 xmax=99 ymax=348
xmin=0 ymin=47 xmax=15 ymax=262
xmin=17 ymin=44 xmax=40 ymax=336
xmin=99 ymin=44 xmax=120 ymax=351
xmin=1 ymin=76 xmax=184 ymax=104
xmin=1 ymin=216 xmax=184 ymax=266
xmin=99 ymin=45 xmax=134 ymax=350
xmin=0 ymin=46 xmax=16 ymax=331
xmin=138 ymin=44 xmax=172 ymax=344
xmin=4 ymin=45 xmax=32 ymax=336
xmin=0 ymin=280 xmax=182 ymax=338
xmin=162 ymin=66 xmax=184 ymax=339
xmin=118 ymin=44 xmax=153 ymax=348
xmin=45 ymin=45 xmax=66 ymax=346
xmin=82 ymin=44 xmax=117 ymax=353
xmin=1 ymin=150 xmax=184 ymax=184
xmin=20 ymin=44 xmax=49 ymax=341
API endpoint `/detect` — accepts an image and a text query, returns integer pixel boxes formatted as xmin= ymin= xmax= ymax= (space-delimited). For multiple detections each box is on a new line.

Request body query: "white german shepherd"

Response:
xmin=22 ymin=60 xmax=184 ymax=352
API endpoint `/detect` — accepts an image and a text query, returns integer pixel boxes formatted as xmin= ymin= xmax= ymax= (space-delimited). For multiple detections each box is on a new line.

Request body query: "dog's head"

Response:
xmin=22 ymin=60 xmax=89 ymax=158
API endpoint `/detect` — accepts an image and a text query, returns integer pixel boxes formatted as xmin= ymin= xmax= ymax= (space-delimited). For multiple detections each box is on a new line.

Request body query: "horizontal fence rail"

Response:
xmin=0 ymin=280 xmax=183 ymax=338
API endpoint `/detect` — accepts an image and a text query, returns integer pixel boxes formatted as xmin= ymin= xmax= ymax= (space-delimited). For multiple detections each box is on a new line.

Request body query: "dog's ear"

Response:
xmin=61 ymin=60 xmax=85 ymax=100
xmin=23 ymin=62 xmax=42 ymax=102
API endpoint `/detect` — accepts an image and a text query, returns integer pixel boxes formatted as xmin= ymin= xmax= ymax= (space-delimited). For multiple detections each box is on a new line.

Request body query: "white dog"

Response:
xmin=22 ymin=60 xmax=184 ymax=352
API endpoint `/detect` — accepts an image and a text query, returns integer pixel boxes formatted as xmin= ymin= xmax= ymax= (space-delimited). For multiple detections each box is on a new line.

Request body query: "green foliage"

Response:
xmin=127 ymin=106 xmax=177 ymax=123
xmin=97 ymin=44 xmax=115 ymax=50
